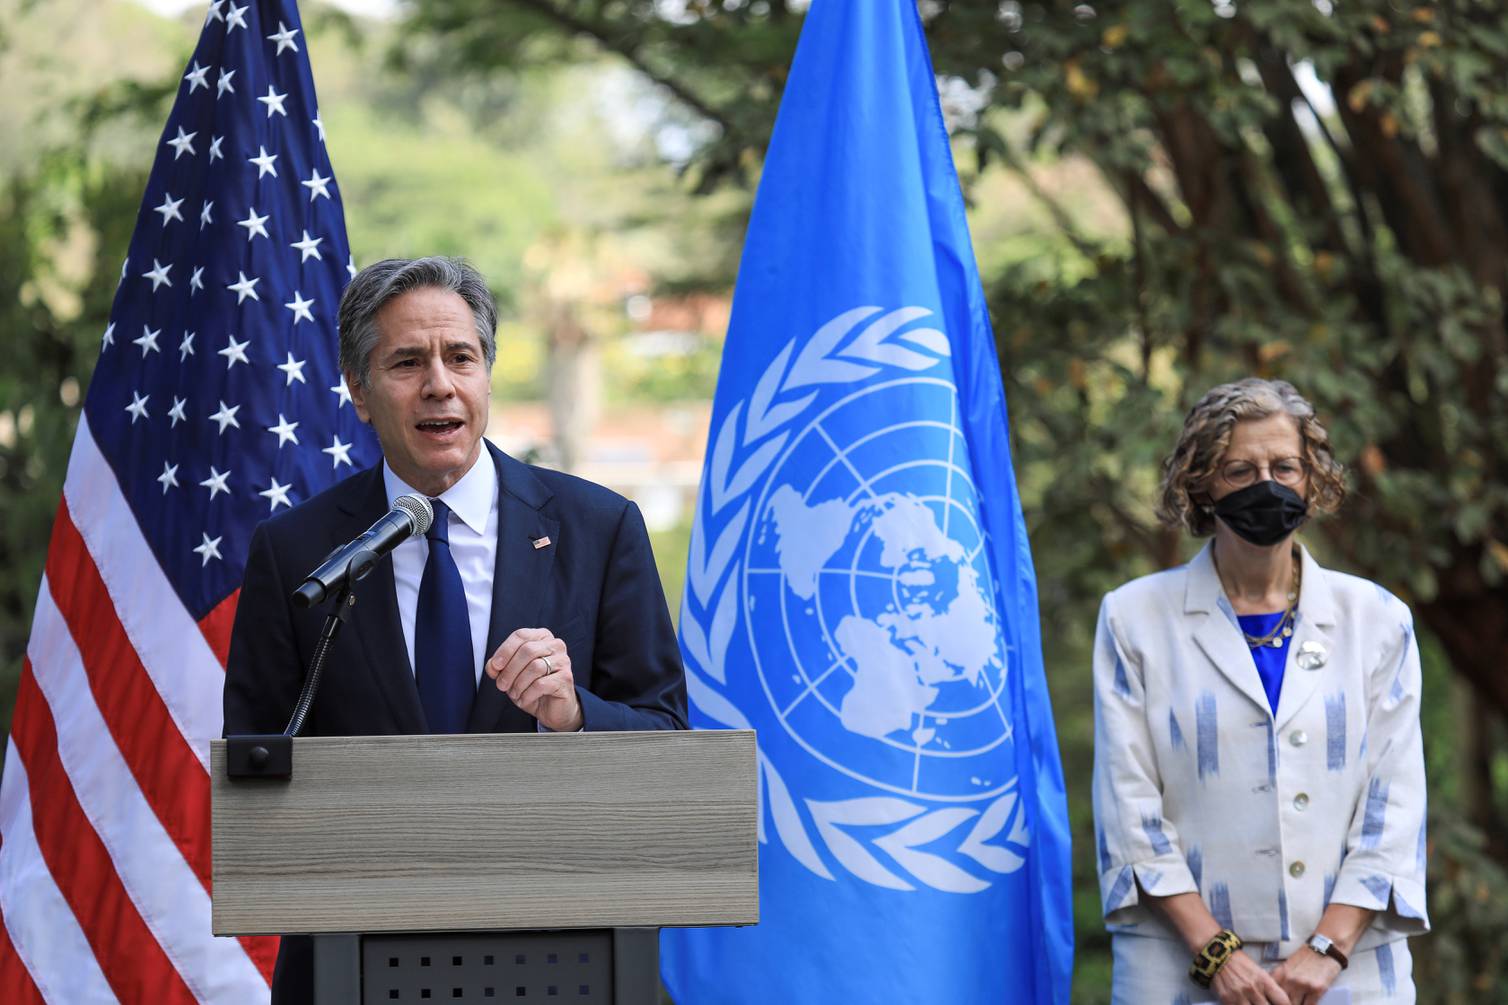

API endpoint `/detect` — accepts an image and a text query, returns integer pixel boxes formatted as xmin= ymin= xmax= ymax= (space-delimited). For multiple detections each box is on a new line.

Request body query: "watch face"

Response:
xmin=1309 ymin=935 xmax=1333 ymax=954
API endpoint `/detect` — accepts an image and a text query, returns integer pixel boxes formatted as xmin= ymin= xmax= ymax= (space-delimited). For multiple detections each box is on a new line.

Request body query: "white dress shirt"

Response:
xmin=383 ymin=455 xmax=498 ymax=684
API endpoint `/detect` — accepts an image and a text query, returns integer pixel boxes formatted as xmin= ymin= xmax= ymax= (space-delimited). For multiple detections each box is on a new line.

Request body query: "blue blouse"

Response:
xmin=1238 ymin=611 xmax=1289 ymax=714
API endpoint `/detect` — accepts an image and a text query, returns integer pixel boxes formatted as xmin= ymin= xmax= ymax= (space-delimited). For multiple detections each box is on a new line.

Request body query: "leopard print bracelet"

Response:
xmin=1189 ymin=929 xmax=1243 ymax=989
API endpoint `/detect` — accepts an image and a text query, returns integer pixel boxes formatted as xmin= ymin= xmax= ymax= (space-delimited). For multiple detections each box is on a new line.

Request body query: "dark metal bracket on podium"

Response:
xmin=224 ymin=573 xmax=360 ymax=780
xmin=211 ymin=730 xmax=758 ymax=1005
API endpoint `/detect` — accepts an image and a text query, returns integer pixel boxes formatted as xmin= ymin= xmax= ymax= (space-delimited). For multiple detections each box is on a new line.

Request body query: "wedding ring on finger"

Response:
xmin=538 ymin=655 xmax=555 ymax=675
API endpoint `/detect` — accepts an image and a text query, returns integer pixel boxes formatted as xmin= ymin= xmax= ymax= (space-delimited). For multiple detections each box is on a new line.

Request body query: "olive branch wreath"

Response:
xmin=680 ymin=305 xmax=1030 ymax=894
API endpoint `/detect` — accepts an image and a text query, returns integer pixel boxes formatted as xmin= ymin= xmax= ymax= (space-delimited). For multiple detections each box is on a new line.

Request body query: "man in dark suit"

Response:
xmin=223 ymin=257 xmax=687 ymax=1004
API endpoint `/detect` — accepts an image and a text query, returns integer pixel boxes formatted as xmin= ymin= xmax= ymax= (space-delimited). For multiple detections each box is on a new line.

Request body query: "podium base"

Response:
xmin=313 ymin=928 xmax=659 ymax=1005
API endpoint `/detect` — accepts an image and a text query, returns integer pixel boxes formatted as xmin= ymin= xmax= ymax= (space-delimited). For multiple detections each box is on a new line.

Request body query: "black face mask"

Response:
xmin=1212 ymin=480 xmax=1308 ymax=547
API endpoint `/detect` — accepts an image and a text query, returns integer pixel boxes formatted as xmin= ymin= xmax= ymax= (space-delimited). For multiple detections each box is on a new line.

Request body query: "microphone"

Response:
xmin=293 ymin=494 xmax=434 ymax=608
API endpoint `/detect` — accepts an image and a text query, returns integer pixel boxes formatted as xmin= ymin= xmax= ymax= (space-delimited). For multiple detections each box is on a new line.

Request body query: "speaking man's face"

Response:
xmin=348 ymin=286 xmax=492 ymax=497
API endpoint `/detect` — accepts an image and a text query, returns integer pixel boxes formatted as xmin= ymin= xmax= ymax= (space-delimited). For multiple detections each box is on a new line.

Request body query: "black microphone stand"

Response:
xmin=226 ymin=549 xmax=376 ymax=780
xmin=282 ymin=576 xmax=356 ymax=738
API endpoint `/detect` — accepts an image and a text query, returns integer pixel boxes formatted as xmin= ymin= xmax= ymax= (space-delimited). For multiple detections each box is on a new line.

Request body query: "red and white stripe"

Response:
xmin=0 ymin=415 xmax=277 ymax=1002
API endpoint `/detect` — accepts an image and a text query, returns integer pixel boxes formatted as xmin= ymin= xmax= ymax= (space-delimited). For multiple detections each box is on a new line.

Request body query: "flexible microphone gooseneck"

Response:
xmin=292 ymin=494 xmax=434 ymax=608
xmin=229 ymin=495 xmax=436 ymax=773
xmin=283 ymin=494 xmax=433 ymax=736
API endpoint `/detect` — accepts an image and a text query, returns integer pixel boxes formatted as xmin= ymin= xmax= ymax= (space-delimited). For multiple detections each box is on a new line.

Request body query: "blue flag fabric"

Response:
xmin=660 ymin=2 xmax=1073 ymax=1002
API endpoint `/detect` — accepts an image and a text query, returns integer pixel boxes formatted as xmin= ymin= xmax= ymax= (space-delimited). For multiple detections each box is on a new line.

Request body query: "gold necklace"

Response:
xmin=1242 ymin=604 xmax=1295 ymax=649
xmin=1215 ymin=550 xmax=1301 ymax=649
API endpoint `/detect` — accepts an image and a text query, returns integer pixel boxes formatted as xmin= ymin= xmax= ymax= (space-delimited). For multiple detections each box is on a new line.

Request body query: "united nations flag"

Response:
xmin=660 ymin=1 xmax=1073 ymax=1002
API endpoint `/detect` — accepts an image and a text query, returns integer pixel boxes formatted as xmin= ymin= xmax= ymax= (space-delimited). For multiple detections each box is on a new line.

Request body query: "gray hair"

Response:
xmin=337 ymin=257 xmax=498 ymax=388
xmin=1157 ymin=377 xmax=1347 ymax=536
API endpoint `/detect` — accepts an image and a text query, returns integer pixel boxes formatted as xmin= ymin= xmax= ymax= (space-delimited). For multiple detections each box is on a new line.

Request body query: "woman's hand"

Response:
xmin=1270 ymin=906 xmax=1370 ymax=1004
xmin=1211 ymin=952 xmax=1292 ymax=1005
xmin=1141 ymin=892 xmax=1290 ymax=1004
xmin=1270 ymin=948 xmax=1341 ymax=1005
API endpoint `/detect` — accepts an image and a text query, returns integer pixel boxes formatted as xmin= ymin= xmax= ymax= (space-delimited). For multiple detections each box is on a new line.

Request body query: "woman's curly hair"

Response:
xmin=1157 ymin=378 xmax=1347 ymax=537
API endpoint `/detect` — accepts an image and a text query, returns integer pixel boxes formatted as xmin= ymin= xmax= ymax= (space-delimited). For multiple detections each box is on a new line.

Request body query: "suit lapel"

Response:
xmin=1185 ymin=543 xmax=1273 ymax=715
xmin=1273 ymin=544 xmax=1337 ymax=731
xmin=335 ymin=463 xmax=428 ymax=733
xmin=465 ymin=444 xmax=560 ymax=733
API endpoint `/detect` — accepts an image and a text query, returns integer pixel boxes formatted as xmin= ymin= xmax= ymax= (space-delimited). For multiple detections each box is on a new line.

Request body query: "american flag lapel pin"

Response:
xmin=533 ymin=536 xmax=552 ymax=550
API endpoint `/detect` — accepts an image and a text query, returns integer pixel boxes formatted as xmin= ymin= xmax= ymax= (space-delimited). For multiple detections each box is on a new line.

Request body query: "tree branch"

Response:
xmin=990 ymin=138 xmax=1102 ymax=262
xmin=503 ymin=0 xmax=741 ymax=141
xmin=1329 ymin=60 xmax=1454 ymax=268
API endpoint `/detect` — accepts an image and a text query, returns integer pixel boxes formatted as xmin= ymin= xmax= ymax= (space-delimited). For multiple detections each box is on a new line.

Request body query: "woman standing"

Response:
xmin=1092 ymin=379 xmax=1428 ymax=1004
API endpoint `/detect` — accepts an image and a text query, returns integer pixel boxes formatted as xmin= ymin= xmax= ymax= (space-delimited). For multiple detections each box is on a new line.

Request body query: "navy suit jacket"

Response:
xmin=223 ymin=442 xmax=687 ymax=1003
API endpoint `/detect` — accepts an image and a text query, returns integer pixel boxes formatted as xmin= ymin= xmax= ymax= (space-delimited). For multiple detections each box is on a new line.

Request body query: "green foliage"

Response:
xmin=402 ymin=0 xmax=805 ymax=192
xmin=0 ymin=155 xmax=148 ymax=734
xmin=3 ymin=0 xmax=1506 ymax=995
xmin=603 ymin=337 xmax=724 ymax=405
xmin=401 ymin=0 xmax=1508 ymax=997
xmin=0 ymin=0 xmax=191 ymax=737
xmin=1413 ymin=630 xmax=1508 ymax=1003
xmin=401 ymin=0 xmax=1508 ymax=613
xmin=648 ymin=518 xmax=693 ymax=631
xmin=1412 ymin=813 xmax=1508 ymax=1002
xmin=328 ymin=97 xmax=559 ymax=314
xmin=0 ymin=2 xmax=736 ymax=736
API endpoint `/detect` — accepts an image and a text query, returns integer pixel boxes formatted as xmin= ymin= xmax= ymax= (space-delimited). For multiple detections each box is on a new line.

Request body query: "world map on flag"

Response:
xmin=766 ymin=487 xmax=998 ymax=739
xmin=742 ymin=378 xmax=1016 ymax=803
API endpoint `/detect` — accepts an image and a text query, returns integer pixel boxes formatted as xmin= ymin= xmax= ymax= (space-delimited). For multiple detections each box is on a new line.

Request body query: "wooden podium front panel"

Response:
xmin=211 ymin=730 xmax=757 ymax=935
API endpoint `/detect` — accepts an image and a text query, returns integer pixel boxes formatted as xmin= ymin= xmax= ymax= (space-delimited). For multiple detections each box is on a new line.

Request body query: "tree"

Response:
xmin=0 ymin=152 xmax=155 ymax=735
xmin=405 ymin=0 xmax=1508 ymax=814
xmin=402 ymin=1 xmax=1508 ymax=998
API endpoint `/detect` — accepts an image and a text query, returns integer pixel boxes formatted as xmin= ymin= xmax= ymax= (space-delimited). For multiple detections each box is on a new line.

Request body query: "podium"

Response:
xmin=211 ymin=730 xmax=758 ymax=1004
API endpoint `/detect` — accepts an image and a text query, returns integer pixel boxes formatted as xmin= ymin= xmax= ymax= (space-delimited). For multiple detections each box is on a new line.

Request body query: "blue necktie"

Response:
xmin=414 ymin=499 xmax=474 ymax=734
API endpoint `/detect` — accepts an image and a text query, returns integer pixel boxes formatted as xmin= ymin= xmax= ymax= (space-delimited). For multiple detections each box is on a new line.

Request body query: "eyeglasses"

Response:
xmin=1217 ymin=457 xmax=1308 ymax=488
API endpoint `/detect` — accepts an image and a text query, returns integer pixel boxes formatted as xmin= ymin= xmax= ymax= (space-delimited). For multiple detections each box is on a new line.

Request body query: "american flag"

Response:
xmin=0 ymin=1 xmax=379 ymax=1000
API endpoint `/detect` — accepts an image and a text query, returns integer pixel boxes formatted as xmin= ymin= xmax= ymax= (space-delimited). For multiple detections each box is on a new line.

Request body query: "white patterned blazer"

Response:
xmin=1091 ymin=541 xmax=1429 ymax=955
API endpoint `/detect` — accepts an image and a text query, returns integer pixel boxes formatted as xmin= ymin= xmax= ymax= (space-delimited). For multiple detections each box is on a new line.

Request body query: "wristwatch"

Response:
xmin=1304 ymin=933 xmax=1349 ymax=970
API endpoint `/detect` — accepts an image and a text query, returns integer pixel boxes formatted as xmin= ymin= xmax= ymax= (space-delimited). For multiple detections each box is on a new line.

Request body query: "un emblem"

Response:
xmin=683 ymin=307 xmax=1030 ymax=893
xmin=745 ymin=378 xmax=1013 ymax=802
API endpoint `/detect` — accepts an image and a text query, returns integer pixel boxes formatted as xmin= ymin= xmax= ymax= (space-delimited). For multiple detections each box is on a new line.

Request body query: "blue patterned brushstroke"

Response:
xmin=1264 ymin=720 xmax=1277 ymax=785
xmin=1196 ymin=692 xmax=1220 ymax=780
xmin=1359 ymin=727 xmax=1369 ymax=762
xmin=1209 ymin=882 xmax=1234 ymax=931
xmin=1377 ymin=941 xmax=1397 ymax=995
xmin=1279 ymin=887 xmax=1290 ymax=940
xmin=1172 ymin=994 xmax=1192 ymax=1005
xmin=1140 ymin=867 xmax=1163 ymax=891
xmin=1112 ymin=653 xmax=1132 ymax=699
xmin=1394 ymin=888 xmax=1425 ymax=920
xmin=1261 ymin=942 xmax=1283 ymax=963
xmin=1323 ymin=873 xmax=1337 ymax=906
xmin=1097 ymin=825 xmax=1112 ymax=874
xmin=1361 ymin=778 xmax=1390 ymax=849
xmin=1105 ymin=866 xmax=1135 ymax=912
xmin=1186 ymin=846 xmax=1203 ymax=889
xmin=1385 ymin=624 xmax=1413 ymax=710
xmin=1169 ymin=708 xmax=1186 ymax=751
xmin=1325 ymin=691 xmax=1347 ymax=771
xmin=1141 ymin=815 xmax=1172 ymax=856
xmin=1216 ymin=595 xmax=1240 ymax=628
xmin=1361 ymin=874 xmax=1393 ymax=906
xmin=1416 ymin=820 xmax=1428 ymax=872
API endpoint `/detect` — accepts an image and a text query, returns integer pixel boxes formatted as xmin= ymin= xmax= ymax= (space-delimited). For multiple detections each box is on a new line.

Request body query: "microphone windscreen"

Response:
xmin=394 ymin=494 xmax=434 ymax=536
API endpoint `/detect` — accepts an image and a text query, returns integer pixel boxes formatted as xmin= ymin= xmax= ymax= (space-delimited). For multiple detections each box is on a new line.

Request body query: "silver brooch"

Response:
xmin=1295 ymin=640 xmax=1328 ymax=670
